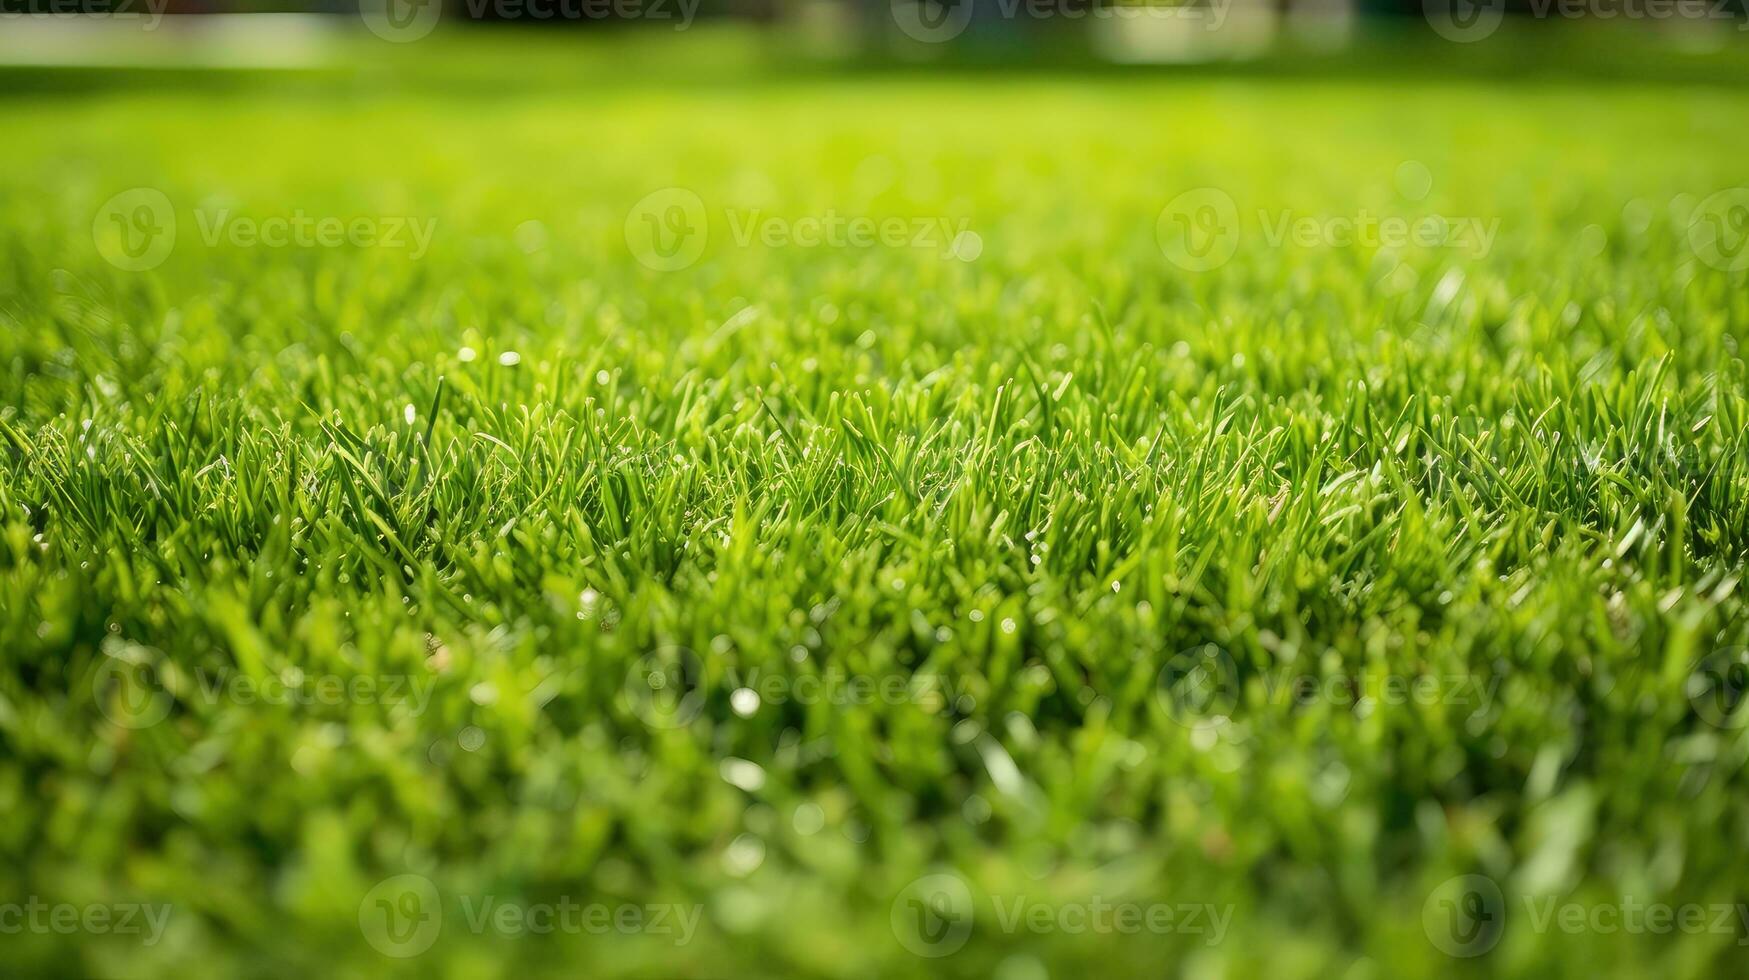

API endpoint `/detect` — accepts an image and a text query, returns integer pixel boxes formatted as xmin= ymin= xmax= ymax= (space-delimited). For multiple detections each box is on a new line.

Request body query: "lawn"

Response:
xmin=2 ymin=24 xmax=1749 ymax=979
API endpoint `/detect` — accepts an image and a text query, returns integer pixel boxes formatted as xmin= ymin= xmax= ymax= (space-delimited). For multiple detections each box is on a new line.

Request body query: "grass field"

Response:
xmin=3 ymin=25 xmax=1749 ymax=979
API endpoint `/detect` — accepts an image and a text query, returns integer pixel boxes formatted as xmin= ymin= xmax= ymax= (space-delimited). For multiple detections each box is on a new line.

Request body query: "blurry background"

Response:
xmin=2 ymin=0 xmax=1747 ymax=70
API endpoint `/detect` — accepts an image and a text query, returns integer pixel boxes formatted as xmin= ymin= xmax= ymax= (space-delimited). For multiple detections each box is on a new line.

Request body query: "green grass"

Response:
xmin=4 ymin=25 xmax=1749 ymax=980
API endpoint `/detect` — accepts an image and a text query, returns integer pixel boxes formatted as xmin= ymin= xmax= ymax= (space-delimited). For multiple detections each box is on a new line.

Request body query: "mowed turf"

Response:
xmin=3 ymin=29 xmax=1749 ymax=979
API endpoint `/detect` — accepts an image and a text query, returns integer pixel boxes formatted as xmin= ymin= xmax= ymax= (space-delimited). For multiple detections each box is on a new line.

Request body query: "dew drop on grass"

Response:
xmin=731 ymin=688 xmax=760 ymax=717
xmin=720 ymin=757 xmax=766 ymax=792
xmin=722 ymin=834 xmax=765 ymax=877
xmin=950 ymin=229 xmax=983 ymax=262
xmin=1621 ymin=199 xmax=1654 ymax=235
xmin=1395 ymin=159 xmax=1434 ymax=201
xmin=289 ymin=745 xmax=320 ymax=777
xmin=792 ymin=803 xmax=825 ymax=836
